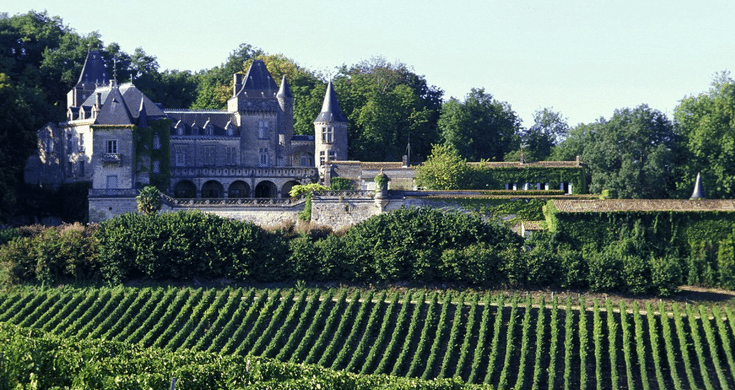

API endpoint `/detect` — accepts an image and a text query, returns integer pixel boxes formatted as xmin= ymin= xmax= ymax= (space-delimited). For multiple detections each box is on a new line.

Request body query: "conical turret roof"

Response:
xmin=690 ymin=172 xmax=706 ymax=199
xmin=277 ymin=75 xmax=292 ymax=98
xmin=315 ymin=81 xmax=347 ymax=123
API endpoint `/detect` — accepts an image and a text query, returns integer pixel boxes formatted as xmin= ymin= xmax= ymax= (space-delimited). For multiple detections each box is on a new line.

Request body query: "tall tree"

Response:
xmin=674 ymin=72 xmax=735 ymax=198
xmin=0 ymin=11 xmax=96 ymax=222
xmin=191 ymin=43 xmax=263 ymax=109
xmin=439 ymin=88 xmax=521 ymax=162
xmin=334 ymin=57 xmax=443 ymax=162
xmin=581 ymin=105 xmax=677 ymax=198
xmin=506 ymin=108 xmax=570 ymax=162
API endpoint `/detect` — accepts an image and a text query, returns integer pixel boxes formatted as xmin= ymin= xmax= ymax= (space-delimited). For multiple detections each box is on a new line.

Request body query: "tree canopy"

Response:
xmin=438 ymin=88 xmax=521 ymax=162
xmin=334 ymin=57 xmax=443 ymax=162
xmin=674 ymin=72 xmax=735 ymax=198
xmin=557 ymin=105 xmax=678 ymax=198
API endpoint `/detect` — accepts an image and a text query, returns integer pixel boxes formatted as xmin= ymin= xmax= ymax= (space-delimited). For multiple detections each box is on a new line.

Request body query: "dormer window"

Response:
xmin=225 ymin=120 xmax=236 ymax=136
xmin=203 ymin=118 xmax=213 ymax=136
xmin=174 ymin=120 xmax=185 ymax=136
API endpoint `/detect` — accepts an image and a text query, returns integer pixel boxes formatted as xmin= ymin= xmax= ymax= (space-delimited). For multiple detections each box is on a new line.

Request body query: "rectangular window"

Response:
xmin=319 ymin=151 xmax=325 ymax=166
xmin=79 ymin=160 xmax=85 ymax=176
xmin=106 ymin=175 xmax=118 ymax=189
xmin=106 ymin=140 xmax=118 ymax=154
xmin=204 ymin=146 xmax=216 ymax=166
xmin=152 ymin=160 xmax=160 ymax=173
xmin=153 ymin=133 xmax=161 ymax=150
xmin=225 ymin=147 xmax=237 ymax=165
xmin=67 ymin=133 xmax=73 ymax=152
xmin=259 ymin=147 xmax=268 ymax=166
xmin=300 ymin=155 xmax=312 ymax=167
xmin=258 ymin=121 xmax=270 ymax=139
xmin=321 ymin=127 xmax=333 ymax=143
xmin=175 ymin=145 xmax=186 ymax=167
xmin=79 ymin=134 xmax=84 ymax=153
xmin=328 ymin=151 xmax=336 ymax=162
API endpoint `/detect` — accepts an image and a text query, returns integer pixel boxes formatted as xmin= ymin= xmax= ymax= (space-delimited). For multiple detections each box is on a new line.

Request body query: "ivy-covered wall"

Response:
xmin=470 ymin=166 xmax=588 ymax=193
xmin=134 ymin=119 xmax=171 ymax=192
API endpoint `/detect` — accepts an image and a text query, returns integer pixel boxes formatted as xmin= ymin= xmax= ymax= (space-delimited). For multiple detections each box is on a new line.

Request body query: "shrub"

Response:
xmin=586 ymin=249 xmax=623 ymax=292
xmin=94 ymin=211 xmax=286 ymax=284
xmin=650 ymin=252 xmax=683 ymax=296
xmin=342 ymin=207 xmax=523 ymax=284
xmin=0 ymin=223 xmax=98 ymax=285
xmin=440 ymin=242 xmax=505 ymax=287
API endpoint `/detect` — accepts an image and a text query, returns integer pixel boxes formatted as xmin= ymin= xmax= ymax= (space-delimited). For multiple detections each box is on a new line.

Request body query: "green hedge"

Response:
xmin=546 ymin=204 xmax=735 ymax=291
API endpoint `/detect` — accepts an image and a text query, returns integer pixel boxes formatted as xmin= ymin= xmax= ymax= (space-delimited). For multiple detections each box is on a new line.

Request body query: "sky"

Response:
xmin=3 ymin=0 xmax=735 ymax=127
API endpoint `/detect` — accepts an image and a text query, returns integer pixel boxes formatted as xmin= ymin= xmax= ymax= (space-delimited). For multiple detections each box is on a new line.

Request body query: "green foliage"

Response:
xmin=373 ymin=172 xmax=389 ymax=192
xmin=135 ymin=186 xmax=162 ymax=215
xmin=342 ymin=207 xmax=524 ymax=283
xmin=555 ymin=105 xmax=677 ymax=198
xmin=329 ymin=177 xmax=355 ymax=190
xmin=94 ymin=211 xmax=283 ymax=284
xmin=0 ymin=227 xmax=20 ymax=246
xmin=290 ymin=183 xmax=328 ymax=222
xmin=414 ymin=144 xmax=471 ymax=190
xmin=0 ymin=223 xmax=98 ymax=285
xmin=335 ymin=57 xmax=443 ymax=162
xmin=675 ymin=72 xmax=735 ymax=198
xmin=439 ymin=88 xmax=521 ymax=162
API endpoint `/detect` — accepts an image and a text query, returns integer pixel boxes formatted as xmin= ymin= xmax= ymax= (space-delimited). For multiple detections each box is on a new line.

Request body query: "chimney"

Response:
xmin=233 ymin=74 xmax=243 ymax=96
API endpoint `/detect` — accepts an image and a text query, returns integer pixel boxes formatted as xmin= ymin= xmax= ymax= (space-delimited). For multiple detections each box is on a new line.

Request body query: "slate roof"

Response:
xmin=315 ymin=81 xmax=347 ymax=123
xmin=94 ymin=84 xmax=133 ymax=125
xmin=552 ymin=199 xmax=735 ymax=213
xmin=165 ymin=110 xmax=237 ymax=137
xmin=76 ymin=50 xmax=109 ymax=88
xmin=237 ymin=60 xmax=279 ymax=97
xmin=277 ymin=75 xmax=293 ymax=98
xmin=81 ymin=83 xmax=166 ymax=126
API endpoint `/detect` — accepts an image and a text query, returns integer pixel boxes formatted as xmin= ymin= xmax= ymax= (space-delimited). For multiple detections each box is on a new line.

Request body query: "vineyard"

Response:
xmin=1 ymin=286 xmax=735 ymax=389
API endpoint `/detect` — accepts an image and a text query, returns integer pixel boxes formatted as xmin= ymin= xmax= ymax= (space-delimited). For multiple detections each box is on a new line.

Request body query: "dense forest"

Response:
xmin=1 ymin=10 xmax=735 ymax=223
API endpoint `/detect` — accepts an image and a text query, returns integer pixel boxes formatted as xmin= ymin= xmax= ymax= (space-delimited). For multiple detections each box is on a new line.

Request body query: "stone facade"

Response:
xmin=25 ymin=50 xmax=353 ymax=221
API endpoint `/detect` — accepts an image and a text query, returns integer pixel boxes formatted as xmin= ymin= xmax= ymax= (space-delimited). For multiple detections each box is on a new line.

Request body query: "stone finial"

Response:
xmin=690 ymin=172 xmax=706 ymax=199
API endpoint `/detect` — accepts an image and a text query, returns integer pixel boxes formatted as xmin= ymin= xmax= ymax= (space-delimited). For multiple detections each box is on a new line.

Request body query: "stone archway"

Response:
xmin=228 ymin=180 xmax=251 ymax=198
xmin=201 ymin=180 xmax=224 ymax=198
xmin=173 ymin=180 xmax=196 ymax=198
xmin=254 ymin=180 xmax=277 ymax=198
xmin=281 ymin=180 xmax=301 ymax=198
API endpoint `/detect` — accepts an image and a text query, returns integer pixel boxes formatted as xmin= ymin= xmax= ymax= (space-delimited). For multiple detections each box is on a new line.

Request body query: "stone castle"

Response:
xmin=25 ymin=50 xmax=353 ymax=221
xmin=25 ymin=50 xmax=588 ymax=227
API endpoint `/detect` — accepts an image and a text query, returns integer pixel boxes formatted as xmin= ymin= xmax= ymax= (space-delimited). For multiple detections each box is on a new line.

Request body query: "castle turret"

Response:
xmin=314 ymin=81 xmax=348 ymax=167
xmin=277 ymin=75 xmax=294 ymax=165
xmin=67 ymin=50 xmax=109 ymax=110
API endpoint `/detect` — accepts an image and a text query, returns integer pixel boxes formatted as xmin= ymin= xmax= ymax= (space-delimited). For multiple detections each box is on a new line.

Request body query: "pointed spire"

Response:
xmin=277 ymin=75 xmax=292 ymax=98
xmin=76 ymin=49 xmax=109 ymax=87
xmin=690 ymin=172 xmax=706 ymax=199
xmin=315 ymin=81 xmax=347 ymax=123
xmin=238 ymin=59 xmax=278 ymax=96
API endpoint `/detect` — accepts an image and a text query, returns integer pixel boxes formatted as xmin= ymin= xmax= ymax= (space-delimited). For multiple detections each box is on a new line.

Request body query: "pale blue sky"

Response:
xmin=3 ymin=0 xmax=734 ymax=127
